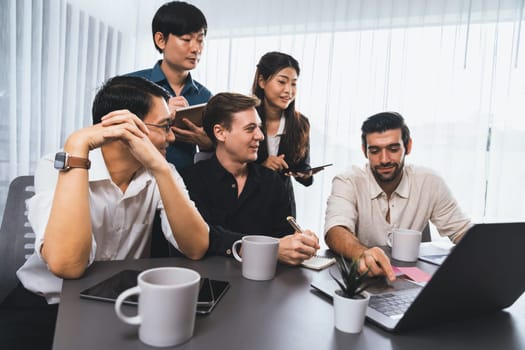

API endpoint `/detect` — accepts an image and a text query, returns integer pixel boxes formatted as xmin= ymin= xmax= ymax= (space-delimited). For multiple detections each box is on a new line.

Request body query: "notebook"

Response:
xmin=311 ymin=222 xmax=525 ymax=332
xmin=418 ymin=241 xmax=452 ymax=266
xmin=301 ymin=255 xmax=336 ymax=270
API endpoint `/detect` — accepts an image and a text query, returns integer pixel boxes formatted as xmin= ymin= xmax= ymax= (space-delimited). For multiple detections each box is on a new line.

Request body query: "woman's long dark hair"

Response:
xmin=251 ymin=52 xmax=309 ymax=164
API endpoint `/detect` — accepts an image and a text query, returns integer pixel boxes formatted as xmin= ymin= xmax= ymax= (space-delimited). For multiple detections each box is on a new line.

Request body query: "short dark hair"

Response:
xmin=203 ymin=93 xmax=260 ymax=145
xmin=361 ymin=111 xmax=411 ymax=149
xmin=152 ymin=1 xmax=208 ymax=53
xmin=92 ymin=76 xmax=170 ymax=125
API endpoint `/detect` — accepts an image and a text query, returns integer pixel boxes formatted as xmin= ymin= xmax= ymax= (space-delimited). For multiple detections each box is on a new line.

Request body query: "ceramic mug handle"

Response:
xmin=232 ymin=239 xmax=243 ymax=262
xmin=386 ymin=232 xmax=393 ymax=248
xmin=114 ymin=286 xmax=141 ymax=325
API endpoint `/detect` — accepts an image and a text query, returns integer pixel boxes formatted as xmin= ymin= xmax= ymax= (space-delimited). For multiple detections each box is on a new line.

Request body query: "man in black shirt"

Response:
xmin=181 ymin=92 xmax=320 ymax=265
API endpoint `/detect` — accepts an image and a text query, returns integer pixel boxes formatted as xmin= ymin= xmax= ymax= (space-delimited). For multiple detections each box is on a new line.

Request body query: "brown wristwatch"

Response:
xmin=54 ymin=152 xmax=91 ymax=171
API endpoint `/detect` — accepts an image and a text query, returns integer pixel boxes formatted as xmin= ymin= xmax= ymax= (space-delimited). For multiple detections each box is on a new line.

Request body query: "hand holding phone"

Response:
xmin=283 ymin=163 xmax=333 ymax=177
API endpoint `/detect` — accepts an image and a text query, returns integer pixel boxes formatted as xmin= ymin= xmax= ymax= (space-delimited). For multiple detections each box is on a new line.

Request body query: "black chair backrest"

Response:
xmin=0 ymin=176 xmax=35 ymax=302
xmin=422 ymin=222 xmax=431 ymax=242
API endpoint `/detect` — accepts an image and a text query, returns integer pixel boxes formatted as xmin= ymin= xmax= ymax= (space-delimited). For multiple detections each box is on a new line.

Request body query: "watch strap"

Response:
xmin=67 ymin=155 xmax=91 ymax=170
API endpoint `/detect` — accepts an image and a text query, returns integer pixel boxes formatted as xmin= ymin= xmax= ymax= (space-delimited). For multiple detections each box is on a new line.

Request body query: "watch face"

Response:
xmin=54 ymin=152 xmax=67 ymax=170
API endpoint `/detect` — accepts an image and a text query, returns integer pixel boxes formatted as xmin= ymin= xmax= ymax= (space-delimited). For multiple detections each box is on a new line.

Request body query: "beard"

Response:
xmin=371 ymin=158 xmax=405 ymax=183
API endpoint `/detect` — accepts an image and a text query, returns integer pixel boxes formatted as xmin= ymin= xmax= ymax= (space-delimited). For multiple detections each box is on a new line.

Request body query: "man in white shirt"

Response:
xmin=324 ymin=112 xmax=471 ymax=281
xmin=1 ymin=76 xmax=209 ymax=349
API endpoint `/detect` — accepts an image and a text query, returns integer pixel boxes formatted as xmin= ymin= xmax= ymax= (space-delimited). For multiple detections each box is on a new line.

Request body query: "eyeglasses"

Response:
xmin=144 ymin=120 xmax=174 ymax=134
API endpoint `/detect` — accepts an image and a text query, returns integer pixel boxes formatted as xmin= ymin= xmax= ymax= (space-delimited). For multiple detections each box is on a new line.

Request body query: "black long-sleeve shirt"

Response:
xmin=180 ymin=156 xmax=294 ymax=257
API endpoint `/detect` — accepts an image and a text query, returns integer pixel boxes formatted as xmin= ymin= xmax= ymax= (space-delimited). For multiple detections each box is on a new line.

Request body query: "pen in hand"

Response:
xmin=286 ymin=216 xmax=303 ymax=233
xmin=286 ymin=216 xmax=321 ymax=260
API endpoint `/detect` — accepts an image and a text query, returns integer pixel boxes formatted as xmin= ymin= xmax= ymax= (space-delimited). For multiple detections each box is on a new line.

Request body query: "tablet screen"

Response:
xmin=80 ymin=269 xmax=230 ymax=314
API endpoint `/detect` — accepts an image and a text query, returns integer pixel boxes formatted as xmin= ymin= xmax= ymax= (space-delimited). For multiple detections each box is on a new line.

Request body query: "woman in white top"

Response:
xmin=251 ymin=51 xmax=313 ymax=216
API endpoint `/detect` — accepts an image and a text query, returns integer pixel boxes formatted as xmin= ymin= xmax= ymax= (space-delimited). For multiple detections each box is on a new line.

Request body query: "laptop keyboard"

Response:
xmin=369 ymin=290 xmax=419 ymax=319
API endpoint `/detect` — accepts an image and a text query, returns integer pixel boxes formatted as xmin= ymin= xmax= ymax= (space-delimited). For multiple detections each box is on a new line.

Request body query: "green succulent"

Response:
xmin=330 ymin=255 xmax=372 ymax=299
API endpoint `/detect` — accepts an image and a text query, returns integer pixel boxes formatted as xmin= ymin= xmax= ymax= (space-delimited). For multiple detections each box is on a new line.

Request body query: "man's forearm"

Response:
xmin=325 ymin=226 xmax=367 ymax=260
xmin=154 ymin=165 xmax=209 ymax=260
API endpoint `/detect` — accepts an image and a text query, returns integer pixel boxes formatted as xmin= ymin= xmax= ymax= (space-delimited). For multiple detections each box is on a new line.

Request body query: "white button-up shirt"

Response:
xmin=17 ymin=148 xmax=196 ymax=304
xmin=266 ymin=114 xmax=286 ymax=156
xmin=324 ymin=164 xmax=471 ymax=246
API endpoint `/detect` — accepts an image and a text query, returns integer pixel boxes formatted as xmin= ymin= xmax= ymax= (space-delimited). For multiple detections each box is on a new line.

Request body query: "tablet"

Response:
xmin=80 ymin=269 xmax=230 ymax=315
xmin=173 ymin=103 xmax=207 ymax=129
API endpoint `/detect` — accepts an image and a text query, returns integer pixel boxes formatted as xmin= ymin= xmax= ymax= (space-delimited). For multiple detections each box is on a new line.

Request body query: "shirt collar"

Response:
xmin=150 ymin=60 xmax=199 ymax=95
xmin=181 ymin=71 xmax=199 ymax=95
xmin=149 ymin=60 xmax=168 ymax=85
xmin=276 ymin=113 xmax=286 ymax=136
xmin=88 ymin=148 xmax=111 ymax=182
xmin=87 ymin=148 xmax=153 ymax=194
xmin=365 ymin=164 xmax=409 ymax=199
xmin=209 ymin=155 xmax=231 ymax=182
xmin=394 ymin=167 xmax=410 ymax=198
xmin=209 ymin=155 xmax=262 ymax=184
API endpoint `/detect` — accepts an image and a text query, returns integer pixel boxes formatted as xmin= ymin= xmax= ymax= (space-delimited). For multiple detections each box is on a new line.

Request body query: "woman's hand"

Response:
xmin=262 ymin=154 xmax=288 ymax=171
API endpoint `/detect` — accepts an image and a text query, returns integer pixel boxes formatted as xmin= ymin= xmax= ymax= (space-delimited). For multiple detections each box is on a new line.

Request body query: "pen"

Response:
xmin=286 ymin=216 xmax=303 ymax=233
xmin=287 ymin=216 xmax=326 ymax=261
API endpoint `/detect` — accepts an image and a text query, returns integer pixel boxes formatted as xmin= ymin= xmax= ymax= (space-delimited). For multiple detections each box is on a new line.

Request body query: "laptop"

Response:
xmin=311 ymin=222 xmax=525 ymax=332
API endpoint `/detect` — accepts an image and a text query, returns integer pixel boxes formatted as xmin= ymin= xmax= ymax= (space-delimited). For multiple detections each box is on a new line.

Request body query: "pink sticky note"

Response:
xmin=392 ymin=266 xmax=431 ymax=283
xmin=392 ymin=266 xmax=404 ymax=276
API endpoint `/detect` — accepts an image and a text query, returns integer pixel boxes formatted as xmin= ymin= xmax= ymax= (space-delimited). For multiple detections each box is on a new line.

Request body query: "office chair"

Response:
xmin=150 ymin=209 xmax=184 ymax=258
xmin=422 ymin=223 xmax=431 ymax=242
xmin=0 ymin=175 xmax=35 ymax=302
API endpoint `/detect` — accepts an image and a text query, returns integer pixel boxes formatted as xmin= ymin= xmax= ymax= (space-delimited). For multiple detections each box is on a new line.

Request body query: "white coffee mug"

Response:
xmin=387 ymin=228 xmax=422 ymax=262
xmin=114 ymin=267 xmax=200 ymax=347
xmin=232 ymin=235 xmax=279 ymax=281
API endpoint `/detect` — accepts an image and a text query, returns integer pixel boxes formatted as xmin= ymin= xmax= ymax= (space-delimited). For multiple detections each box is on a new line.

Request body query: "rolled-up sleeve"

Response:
xmin=429 ymin=176 xmax=472 ymax=242
xmin=27 ymin=155 xmax=97 ymax=265
xmin=324 ymin=172 xmax=359 ymax=236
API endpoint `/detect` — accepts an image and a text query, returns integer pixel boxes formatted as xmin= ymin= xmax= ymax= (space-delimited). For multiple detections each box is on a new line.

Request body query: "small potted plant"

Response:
xmin=330 ymin=255 xmax=372 ymax=333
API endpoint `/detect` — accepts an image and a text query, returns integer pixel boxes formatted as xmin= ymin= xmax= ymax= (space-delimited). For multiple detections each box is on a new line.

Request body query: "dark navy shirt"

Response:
xmin=127 ymin=60 xmax=212 ymax=170
xmin=180 ymin=155 xmax=294 ymax=257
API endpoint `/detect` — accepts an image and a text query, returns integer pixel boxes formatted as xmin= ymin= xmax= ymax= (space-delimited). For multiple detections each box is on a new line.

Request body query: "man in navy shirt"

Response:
xmin=128 ymin=1 xmax=212 ymax=169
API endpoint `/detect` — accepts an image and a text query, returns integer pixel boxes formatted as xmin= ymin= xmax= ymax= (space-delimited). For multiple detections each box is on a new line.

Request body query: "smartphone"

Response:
xmin=80 ymin=270 xmax=230 ymax=315
xmin=196 ymin=278 xmax=230 ymax=314
xmin=283 ymin=163 xmax=333 ymax=175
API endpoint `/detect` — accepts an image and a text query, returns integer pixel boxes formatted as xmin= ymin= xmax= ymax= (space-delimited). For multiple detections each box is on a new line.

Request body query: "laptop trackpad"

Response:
xmin=367 ymin=277 xmax=420 ymax=295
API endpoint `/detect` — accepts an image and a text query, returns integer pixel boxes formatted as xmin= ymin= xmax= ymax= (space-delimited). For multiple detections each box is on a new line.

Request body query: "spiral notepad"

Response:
xmin=301 ymin=256 xmax=336 ymax=270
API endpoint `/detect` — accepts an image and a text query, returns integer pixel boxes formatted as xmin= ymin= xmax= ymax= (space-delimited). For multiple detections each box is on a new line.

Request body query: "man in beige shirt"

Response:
xmin=324 ymin=112 xmax=471 ymax=281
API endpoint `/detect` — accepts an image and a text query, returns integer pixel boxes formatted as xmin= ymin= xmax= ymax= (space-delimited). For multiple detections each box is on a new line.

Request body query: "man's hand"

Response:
xmin=99 ymin=110 xmax=168 ymax=171
xmin=284 ymin=169 xmax=313 ymax=180
xmin=171 ymin=119 xmax=213 ymax=149
xmin=325 ymin=226 xmax=396 ymax=282
xmin=278 ymin=230 xmax=320 ymax=265
xmin=65 ymin=109 xmax=150 ymax=154
xmin=168 ymin=96 xmax=189 ymax=112
xmin=358 ymin=247 xmax=396 ymax=282
xmin=262 ymin=154 xmax=288 ymax=171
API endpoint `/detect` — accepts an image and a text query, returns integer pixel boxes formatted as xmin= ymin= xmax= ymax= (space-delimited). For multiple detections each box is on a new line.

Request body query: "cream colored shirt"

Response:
xmin=324 ymin=164 xmax=471 ymax=246
xmin=17 ymin=148 xmax=198 ymax=304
